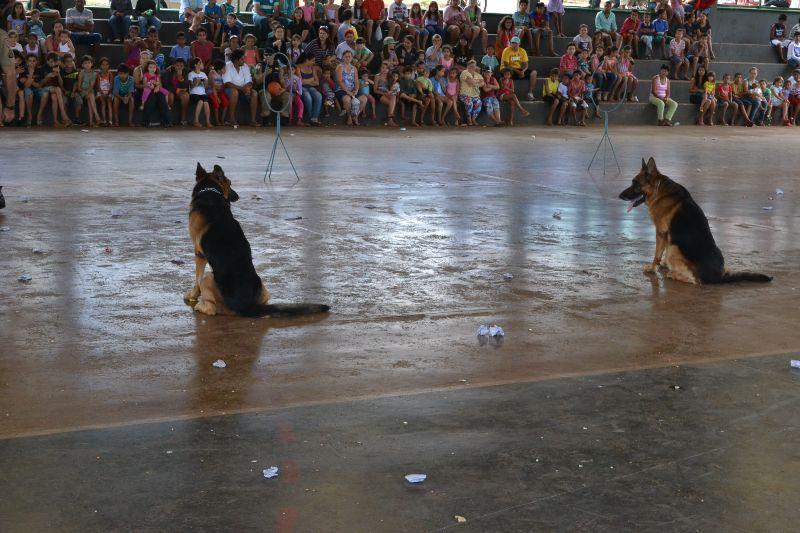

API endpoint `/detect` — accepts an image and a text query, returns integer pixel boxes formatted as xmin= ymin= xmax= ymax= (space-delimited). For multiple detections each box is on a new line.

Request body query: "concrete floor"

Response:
xmin=0 ymin=126 xmax=798 ymax=531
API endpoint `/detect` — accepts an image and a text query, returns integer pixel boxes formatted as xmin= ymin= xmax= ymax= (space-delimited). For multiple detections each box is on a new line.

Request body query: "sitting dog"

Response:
xmin=186 ymin=163 xmax=330 ymax=316
xmin=619 ymin=157 xmax=772 ymax=284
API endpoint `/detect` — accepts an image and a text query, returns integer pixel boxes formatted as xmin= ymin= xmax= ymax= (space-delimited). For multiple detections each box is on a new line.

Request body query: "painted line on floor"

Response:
xmin=1 ymin=347 xmax=797 ymax=442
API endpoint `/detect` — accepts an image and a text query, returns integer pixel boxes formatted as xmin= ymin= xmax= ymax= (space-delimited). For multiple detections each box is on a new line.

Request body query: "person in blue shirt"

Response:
xmin=169 ymin=32 xmax=192 ymax=64
xmin=652 ymin=9 xmax=670 ymax=60
xmin=204 ymin=0 xmax=224 ymax=44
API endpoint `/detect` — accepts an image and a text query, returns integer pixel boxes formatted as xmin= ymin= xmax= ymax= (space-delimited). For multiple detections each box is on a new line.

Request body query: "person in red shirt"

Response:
xmin=559 ymin=42 xmax=577 ymax=76
xmin=363 ymin=0 xmax=386 ymax=46
xmin=620 ymin=9 xmax=641 ymax=59
xmin=191 ymin=28 xmax=214 ymax=67
xmin=531 ymin=2 xmax=555 ymax=57
xmin=715 ymin=73 xmax=739 ymax=126
xmin=567 ymin=69 xmax=588 ymax=126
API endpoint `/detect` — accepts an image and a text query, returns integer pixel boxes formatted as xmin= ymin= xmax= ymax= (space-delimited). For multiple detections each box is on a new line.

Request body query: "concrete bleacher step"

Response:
xmin=21 ymin=97 xmax=776 ymax=129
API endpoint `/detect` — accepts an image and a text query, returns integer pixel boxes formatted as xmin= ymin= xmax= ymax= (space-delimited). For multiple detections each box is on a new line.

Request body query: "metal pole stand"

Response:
xmin=586 ymin=81 xmax=628 ymax=176
xmin=587 ymin=110 xmax=620 ymax=176
xmin=264 ymin=53 xmax=300 ymax=185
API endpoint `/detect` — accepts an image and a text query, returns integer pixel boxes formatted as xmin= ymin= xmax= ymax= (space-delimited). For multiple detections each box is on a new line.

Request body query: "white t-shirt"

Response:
xmin=335 ymin=41 xmax=356 ymax=59
xmin=788 ymin=40 xmax=800 ymax=61
xmin=223 ymin=61 xmax=252 ymax=87
xmin=188 ymin=71 xmax=208 ymax=95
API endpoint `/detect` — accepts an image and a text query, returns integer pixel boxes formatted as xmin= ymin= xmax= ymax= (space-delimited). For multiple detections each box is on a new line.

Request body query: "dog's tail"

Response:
xmin=241 ymin=303 xmax=331 ymax=318
xmin=715 ymin=271 xmax=773 ymax=283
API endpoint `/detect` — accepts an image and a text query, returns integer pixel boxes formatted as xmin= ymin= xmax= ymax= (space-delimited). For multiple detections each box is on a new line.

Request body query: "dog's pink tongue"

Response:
xmin=627 ymin=200 xmax=636 ymax=213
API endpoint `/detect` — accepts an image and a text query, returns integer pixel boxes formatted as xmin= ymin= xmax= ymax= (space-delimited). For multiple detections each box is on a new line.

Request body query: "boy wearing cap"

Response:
xmin=501 ymin=35 xmax=538 ymax=101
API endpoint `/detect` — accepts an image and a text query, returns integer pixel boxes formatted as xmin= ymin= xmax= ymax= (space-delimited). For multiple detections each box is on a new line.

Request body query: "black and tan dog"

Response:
xmin=620 ymin=157 xmax=772 ymax=284
xmin=185 ymin=163 xmax=330 ymax=317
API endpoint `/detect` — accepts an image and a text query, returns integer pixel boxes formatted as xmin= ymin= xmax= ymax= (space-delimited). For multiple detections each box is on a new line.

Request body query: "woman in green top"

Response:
xmin=464 ymin=0 xmax=487 ymax=52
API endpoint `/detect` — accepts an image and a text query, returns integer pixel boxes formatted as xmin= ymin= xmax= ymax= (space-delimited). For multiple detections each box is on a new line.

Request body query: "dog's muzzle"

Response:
xmin=625 ymin=194 xmax=646 ymax=212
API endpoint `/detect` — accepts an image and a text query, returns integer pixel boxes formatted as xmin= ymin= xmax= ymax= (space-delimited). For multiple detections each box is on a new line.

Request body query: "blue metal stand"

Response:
xmin=587 ymin=82 xmax=628 ymax=176
xmin=263 ymin=53 xmax=300 ymax=185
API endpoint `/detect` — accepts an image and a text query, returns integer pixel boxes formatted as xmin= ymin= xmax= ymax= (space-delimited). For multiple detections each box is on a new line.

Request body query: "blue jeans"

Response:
xmin=789 ymin=57 xmax=800 ymax=69
xmin=301 ymin=86 xmax=322 ymax=120
xmin=741 ymin=96 xmax=765 ymax=122
xmin=138 ymin=14 xmax=161 ymax=34
xmin=253 ymin=13 xmax=270 ymax=39
xmin=108 ymin=14 xmax=131 ymax=40
xmin=71 ymin=32 xmax=102 ymax=45
xmin=601 ymin=72 xmax=617 ymax=93
xmin=425 ymin=24 xmax=445 ymax=39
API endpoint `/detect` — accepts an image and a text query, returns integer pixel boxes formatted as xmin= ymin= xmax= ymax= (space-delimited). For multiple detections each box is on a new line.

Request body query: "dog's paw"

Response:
xmin=643 ymin=263 xmax=657 ymax=274
xmin=194 ymin=300 xmax=217 ymax=316
xmin=184 ymin=287 xmax=200 ymax=302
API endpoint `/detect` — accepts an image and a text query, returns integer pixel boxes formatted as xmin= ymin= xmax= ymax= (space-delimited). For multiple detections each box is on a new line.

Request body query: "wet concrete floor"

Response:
xmin=0 ymin=126 xmax=798 ymax=531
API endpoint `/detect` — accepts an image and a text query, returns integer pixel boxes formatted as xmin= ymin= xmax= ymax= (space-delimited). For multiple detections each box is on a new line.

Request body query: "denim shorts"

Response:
xmin=482 ymin=96 xmax=500 ymax=114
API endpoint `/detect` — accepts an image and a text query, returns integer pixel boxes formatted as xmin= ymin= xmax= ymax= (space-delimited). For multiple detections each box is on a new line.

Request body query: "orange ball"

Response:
xmin=267 ymin=82 xmax=283 ymax=97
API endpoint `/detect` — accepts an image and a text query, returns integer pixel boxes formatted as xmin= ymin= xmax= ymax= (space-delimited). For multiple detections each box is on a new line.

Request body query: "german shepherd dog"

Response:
xmin=619 ymin=158 xmax=772 ymax=284
xmin=185 ymin=163 xmax=330 ymax=317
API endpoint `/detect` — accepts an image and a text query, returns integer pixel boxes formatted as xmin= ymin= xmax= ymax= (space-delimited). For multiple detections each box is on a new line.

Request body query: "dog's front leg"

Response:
xmin=184 ymin=250 xmax=207 ymax=301
xmin=645 ymin=231 xmax=668 ymax=274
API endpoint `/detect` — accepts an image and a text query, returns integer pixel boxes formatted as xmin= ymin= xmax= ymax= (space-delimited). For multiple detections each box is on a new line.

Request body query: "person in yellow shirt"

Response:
xmin=541 ymin=67 xmax=562 ymax=125
xmin=500 ymin=36 xmax=538 ymax=101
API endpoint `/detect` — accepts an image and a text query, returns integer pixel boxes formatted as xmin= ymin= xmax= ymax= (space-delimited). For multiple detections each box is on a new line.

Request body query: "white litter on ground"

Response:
xmin=503 ymin=272 xmax=514 ymax=280
xmin=454 ymin=515 xmax=467 ymax=523
xmin=405 ymin=474 xmax=426 ymax=483
xmin=790 ymin=360 xmax=800 ymax=369
xmin=18 ymin=274 xmax=32 ymax=283
xmin=111 ymin=209 xmax=123 ymax=218
xmin=762 ymin=206 xmax=774 ymax=211
xmin=33 ymin=248 xmax=45 ymax=255
xmin=0 ymin=227 xmax=9 ymax=232
xmin=552 ymin=212 xmax=562 ymax=220
xmin=775 ymin=188 xmax=784 ymax=195
xmin=212 ymin=359 xmax=226 ymax=368
xmin=477 ymin=325 xmax=490 ymax=336
xmin=263 ymin=466 xmax=279 ymax=479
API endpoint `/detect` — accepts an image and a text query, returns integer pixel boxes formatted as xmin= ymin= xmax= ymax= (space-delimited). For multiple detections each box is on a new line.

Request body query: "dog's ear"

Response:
xmin=646 ymin=157 xmax=658 ymax=176
xmin=195 ymin=162 xmax=206 ymax=181
xmin=641 ymin=158 xmax=647 ymax=170
xmin=212 ymin=164 xmax=224 ymax=176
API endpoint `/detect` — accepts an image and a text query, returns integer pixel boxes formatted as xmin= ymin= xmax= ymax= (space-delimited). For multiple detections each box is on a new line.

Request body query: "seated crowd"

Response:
xmin=0 ymin=0 xmax=797 ymax=128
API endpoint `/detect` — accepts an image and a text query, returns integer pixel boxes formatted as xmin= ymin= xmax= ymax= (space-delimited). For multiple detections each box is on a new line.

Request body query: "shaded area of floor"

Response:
xmin=1 ymin=353 xmax=799 ymax=532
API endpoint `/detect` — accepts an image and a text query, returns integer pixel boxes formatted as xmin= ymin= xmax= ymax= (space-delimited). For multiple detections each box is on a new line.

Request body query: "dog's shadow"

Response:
xmin=185 ymin=309 xmax=329 ymax=413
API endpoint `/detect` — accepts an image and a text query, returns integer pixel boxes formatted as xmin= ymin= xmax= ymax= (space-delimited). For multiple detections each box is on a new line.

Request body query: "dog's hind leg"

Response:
xmin=259 ymin=282 xmax=270 ymax=305
xmin=665 ymin=245 xmax=698 ymax=284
